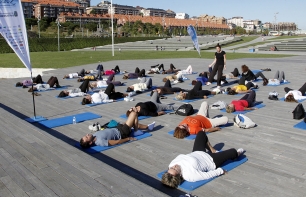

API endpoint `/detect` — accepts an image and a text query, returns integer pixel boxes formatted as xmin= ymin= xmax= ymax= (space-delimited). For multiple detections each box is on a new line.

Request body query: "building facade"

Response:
xmin=227 ymin=16 xmax=244 ymax=27
xmin=175 ymin=13 xmax=189 ymax=19
xmin=140 ymin=8 xmax=175 ymax=18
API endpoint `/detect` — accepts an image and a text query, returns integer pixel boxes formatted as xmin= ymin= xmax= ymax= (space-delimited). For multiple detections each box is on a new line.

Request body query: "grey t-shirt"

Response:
xmin=93 ymin=128 xmax=121 ymax=147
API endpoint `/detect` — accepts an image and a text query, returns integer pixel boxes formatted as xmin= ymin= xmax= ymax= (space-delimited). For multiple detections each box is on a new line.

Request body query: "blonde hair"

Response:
xmin=175 ymin=93 xmax=184 ymax=100
xmin=285 ymin=94 xmax=298 ymax=103
xmin=161 ymin=172 xmax=182 ymax=188
xmin=226 ymin=105 xmax=235 ymax=113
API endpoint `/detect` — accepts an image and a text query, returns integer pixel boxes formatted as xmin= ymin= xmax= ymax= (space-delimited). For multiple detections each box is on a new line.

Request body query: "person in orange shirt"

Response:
xmin=173 ymin=101 xmax=228 ymax=139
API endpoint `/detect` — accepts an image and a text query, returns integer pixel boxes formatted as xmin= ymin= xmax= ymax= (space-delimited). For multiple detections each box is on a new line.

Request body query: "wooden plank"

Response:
xmin=0 ymin=176 xmax=29 ymax=197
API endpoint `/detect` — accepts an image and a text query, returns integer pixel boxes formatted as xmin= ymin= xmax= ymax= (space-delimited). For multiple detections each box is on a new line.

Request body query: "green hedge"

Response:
xmin=0 ymin=37 xmax=160 ymax=53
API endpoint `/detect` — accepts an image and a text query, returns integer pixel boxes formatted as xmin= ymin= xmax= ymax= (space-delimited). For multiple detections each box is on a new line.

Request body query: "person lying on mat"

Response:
xmin=267 ymin=70 xmax=287 ymax=86
xmin=126 ymin=77 xmax=152 ymax=93
xmin=226 ymin=77 xmax=258 ymax=95
xmin=80 ymin=111 xmax=155 ymax=147
xmin=58 ymin=79 xmax=92 ymax=98
xmin=97 ymin=65 xmax=121 ymax=80
xmin=162 ymin=71 xmax=185 ymax=83
xmin=126 ymin=91 xmax=177 ymax=117
xmin=198 ymin=67 xmax=240 ymax=83
xmin=153 ymin=79 xmax=187 ymax=96
xmin=226 ymin=90 xmax=258 ymax=113
xmin=147 ymin=64 xmax=166 ymax=74
xmin=90 ymin=74 xmax=124 ymax=87
xmin=284 ymin=82 xmax=306 ymax=102
xmin=161 ymin=131 xmax=244 ymax=188
xmin=63 ymin=69 xmax=91 ymax=79
xmin=173 ymin=101 xmax=228 ymax=139
xmin=82 ymin=83 xmax=129 ymax=105
xmin=77 ymin=75 xmax=96 ymax=82
xmin=175 ymin=81 xmax=220 ymax=101
xmin=123 ymin=67 xmax=146 ymax=79
xmin=241 ymin=64 xmax=268 ymax=86
xmin=16 ymin=74 xmax=44 ymax=88
xmin=162 ymin=63 xmax=181 ymax=74
xmin=28 ymin=76 xmax=61 ymax=92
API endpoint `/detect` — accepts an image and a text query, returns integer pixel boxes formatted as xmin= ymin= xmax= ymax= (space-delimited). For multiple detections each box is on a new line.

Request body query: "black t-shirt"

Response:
xmin=215 ymin=51 xmax=226 ymax=65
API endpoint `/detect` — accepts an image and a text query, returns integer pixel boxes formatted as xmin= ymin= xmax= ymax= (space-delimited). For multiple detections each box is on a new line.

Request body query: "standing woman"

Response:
xmin=207 ymin=43 xmax=226 ymax=89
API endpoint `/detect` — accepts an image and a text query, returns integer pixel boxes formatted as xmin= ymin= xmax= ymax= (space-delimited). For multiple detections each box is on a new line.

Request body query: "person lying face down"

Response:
xmin=173 ymin=101 xmax=228 ymax=139
xmin=161 ymin=131 xmax=244 ymax=188
xmin=80 ymin=111 xmax=155 ymax=147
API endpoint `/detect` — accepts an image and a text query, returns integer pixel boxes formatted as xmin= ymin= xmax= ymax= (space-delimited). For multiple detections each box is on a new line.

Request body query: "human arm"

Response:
xmin=209 ymin=57 xmax=217 ymax=67
xmin=158 ymin=111 xmax=166 ymax=116
xmin=244 ymin=107 xmax=257 ymax=111
xmin=223 ymin=54 xmax=226 ymax=70
xmin=236 ymin=90 xmax=251 ymax=94
xmin=69 ymin=92 xmax=85 ymax=97
xmin=185 ymin=167 xmax=224 ymax=182
xmin=108 ymin=137 xmax=137 ymax=146
xmin=202 ymin=127 xmax=221 ymax=132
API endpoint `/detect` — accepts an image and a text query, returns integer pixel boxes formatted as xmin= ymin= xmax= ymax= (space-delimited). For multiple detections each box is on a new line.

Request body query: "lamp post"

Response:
xmin=111 ymin=0 xmax=114 ymax=56
xmin=274 ymin=12 xmax=279 ymax=31
xmin=56 ymin=18 xmax=61 ymax=51
xmin=37 ymin=16 xmax=41 ymax=38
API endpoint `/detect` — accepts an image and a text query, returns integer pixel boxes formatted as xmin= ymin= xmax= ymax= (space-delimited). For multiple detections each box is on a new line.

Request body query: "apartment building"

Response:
xmin=140 ymin=8 xmax=175 ymax=18
xmin=198 ymin=14 xmax=226 ymax=24
xmin=175 ymin=13 xmax=189 ymax=19
xmin=227 ymin=16 xmax=244 ymax=27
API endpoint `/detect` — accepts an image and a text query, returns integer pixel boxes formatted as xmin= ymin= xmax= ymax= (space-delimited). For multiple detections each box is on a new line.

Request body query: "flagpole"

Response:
xmin=111 ymin=0 xmax=114 ymax=56
xmin=30 ymin=72 xmax=37 ymax=118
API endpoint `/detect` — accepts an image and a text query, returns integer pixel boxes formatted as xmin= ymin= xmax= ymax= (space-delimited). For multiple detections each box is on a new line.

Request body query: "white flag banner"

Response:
xmin=187 ymin=25 xmax=201 ymax=56
xmin=0 ymin=0 xmax=31 ymax=72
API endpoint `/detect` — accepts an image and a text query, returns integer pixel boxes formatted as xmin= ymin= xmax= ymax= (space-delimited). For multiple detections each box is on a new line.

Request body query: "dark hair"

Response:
xmin=79 ymin=138 xmax=90 ymax=148
xmin=241 ymin=65 xmax=249 ymax=73
xmin=126 ymin=87 xmax=133 ymax=92
xmin=173 ymin=126 xmax=190 ymax=139
xmin=77 ymin=78 xmax=84 ymax=82
xmin=16 ymin=82 xmax=22 ymax=87
xmin=216 ymin=43 xmax=221 ymax=49
xmin=285 ymin=94 xmax=298 ymax=103
xmin=126 ymin=110 xmax=132 ymax=117
xmin=191 ymin=80 xmax=197 ymax=85
xmin=228 ymin=89 xmax=237 ymax=95
xmin=28 ymin=87 xmax=33 ymax=92
xmin=58 ymin=91 xmax=67 ymax=97
xmin=82 ymin=98 xmax=91 ymax=105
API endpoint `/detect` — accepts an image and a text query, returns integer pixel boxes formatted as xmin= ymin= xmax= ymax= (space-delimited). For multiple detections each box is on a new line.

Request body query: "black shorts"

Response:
xmin=116 ymin=123 xmax=131 ymax=139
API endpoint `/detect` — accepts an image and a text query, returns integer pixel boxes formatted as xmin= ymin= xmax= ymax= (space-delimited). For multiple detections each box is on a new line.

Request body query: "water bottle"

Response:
xmin=73 ymin=116 xmax=76 ymax=124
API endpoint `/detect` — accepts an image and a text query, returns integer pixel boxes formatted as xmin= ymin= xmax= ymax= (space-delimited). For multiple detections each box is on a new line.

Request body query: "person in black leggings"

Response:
xmin=226 ymin=90 xmax=258 ymax=113
xmin=161 ymin=131 xmax=244 ymax=188
xmin=241 ymin=65 xmax=268 ymax=85
xmin=152 ymin=79 xmax=187 ymax=96
xmin=175 ymin=81 xmax=219 ymax=100
xmin=58 ymin=79 xmax=92 ymax=97
xmin=162 ymin=63 xmax=181 ymax=74
xmin=123 ymin=67 xmax=146 ymax=79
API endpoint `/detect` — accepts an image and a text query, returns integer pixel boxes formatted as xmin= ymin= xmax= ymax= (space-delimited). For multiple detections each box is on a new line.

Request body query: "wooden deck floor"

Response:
xmin=1 ymin=55 xmax=306 ymax=197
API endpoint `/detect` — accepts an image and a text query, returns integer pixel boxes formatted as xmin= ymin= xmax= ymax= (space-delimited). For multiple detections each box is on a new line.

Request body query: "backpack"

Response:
xmin=210 ymin=101 xmax=227 ymax=110
xmin=175 ymin=104 xmax=194 ymax=116
xmin=268 ymin=91 xmax=279 ymax=100
xmin=233 ymin=114 xmax=256 ymax=129
xmin=293 ymin=103 xmax=305 ymax=120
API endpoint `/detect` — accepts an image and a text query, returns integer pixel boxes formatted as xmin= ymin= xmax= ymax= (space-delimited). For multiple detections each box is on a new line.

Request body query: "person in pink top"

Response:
xmin=226 ymin=90 xmax=258 ymax=113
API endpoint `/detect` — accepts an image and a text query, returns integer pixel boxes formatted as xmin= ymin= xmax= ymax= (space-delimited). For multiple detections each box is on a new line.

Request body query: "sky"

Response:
xmin=91 ymin=0 xmax=306 ymax=30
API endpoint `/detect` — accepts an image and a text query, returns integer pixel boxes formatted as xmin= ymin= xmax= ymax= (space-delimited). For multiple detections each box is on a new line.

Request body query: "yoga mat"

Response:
xmin=167 ymin=122 xmax=233 ymax=140
xmin=75 ymin=132 xmax=152 ymax=153
xmin=184 ymin=72 xmax=198 ymax=75
xmin=83 ymin=98 xmax=124 ymax=107
xmin=267 ymin=81 xmax=290 ymax=86
xmin=34 ymin=85 xmax=68 ymax=92
xmin=220 ymin=103 xmax=266 ymax=114
xmin=173 ymin=95 xmax=213 ymax=103
xmin=25 ymin=116 xmax=47 ymax=123
xmin=157 ymin=155 xmax=248 ymax=192
xmin=293 ymin=121 xmax=306 ymax=130
xmin=38 ymin=112 xmax=101 ymax=128
xmin=119 ymin=110 xmax=174 ymax=120
xmin=279 ymin=97 xmax=306 ymax=103
xmin=125 ymin=86 xmax=157 ymax=93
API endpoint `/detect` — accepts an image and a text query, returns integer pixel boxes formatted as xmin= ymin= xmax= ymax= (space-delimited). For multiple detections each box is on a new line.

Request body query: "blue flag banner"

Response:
xmin=187 ymin=25 xmax=201 ymax=56
xmin=0 ymin=0 xmax=31 ymax=72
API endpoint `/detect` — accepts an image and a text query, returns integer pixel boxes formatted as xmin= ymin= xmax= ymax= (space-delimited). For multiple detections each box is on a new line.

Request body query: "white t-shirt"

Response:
xmin=97 ymin=80 xmax=108 ymax=88
xmin=91 ymin=91 xmax=113 ymax=104
xmin=285 ymin=90 xmax=306 ymax=100
xmin=35 ymin=84 xmax=51 ymax=91
xmin=132 ymin=83 xmax=147 ymax=91
xmin=69 ymin=73 xmax=79 ymax=78
xmin=68 ymin=88 xmax=85 ymax=97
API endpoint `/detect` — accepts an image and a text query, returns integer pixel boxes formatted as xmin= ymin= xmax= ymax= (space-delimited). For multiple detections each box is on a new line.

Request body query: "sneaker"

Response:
xmin=148 ymin=121 xmax=155 ymax=131
xmin=172 ymin=80 xmax=179 ymax=84
xmin=212 ymin=88 xmax=221 ymax=94
xmin=283 ymin=80 xmax=288 ymax=83
xmin=206 ymin=82 xmax=211 ymax=86
xmin=263 ymin=78 xmax=268 ymax=86
xmin=128 ymin=92 xmax=134 ymax=97
xmin=221 ymin=81 xmax=224 ymax=85
xmin=138 ymin=77 xmax=142 ymax=80
xmin=88 ymin=123 xmax=95 ymax=131
xmin=237 ymin=148 xmax=245 ymax=156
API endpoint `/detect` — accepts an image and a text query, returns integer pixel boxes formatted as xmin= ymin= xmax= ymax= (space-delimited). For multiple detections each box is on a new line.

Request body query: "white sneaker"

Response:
xmin=221 ymin=81 xmax=224 ymax=85
xmin=237 ymin=148 xmax=245 ymax=156
xmin=148 ymin=121 xmax=155 ymax=131
xmin=206 ymin=82 xmax=211 ymax=86
xmin=138 ymin=77 xmax=142 ymax=80
xmin=172 ymin=80 xmax=179 ymax=84
xmin=283 ymin=80 xmax=288 ymax=83
xmin=212 ymin=88 xmax=220 ymax=94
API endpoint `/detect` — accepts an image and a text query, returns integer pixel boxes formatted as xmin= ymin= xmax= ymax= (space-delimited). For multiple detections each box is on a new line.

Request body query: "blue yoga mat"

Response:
xmin=252 ymin=69 xmax=262 ymax=74
xmin=83 ymin=98 xmax=124 ymax=107
xmin=173 ymin=95 xmax=213 ymax=103
xmin=34 ymin=85 xmax=68 ymax=92
xmin=125 ymin=86 xmax=157 ymax=93
xmin=279 ymin=97 xmax=306 ymax=103
xmin=157 ymin=155 xmax=248 ymax=191
xmin=167 ymin=122 xmax=233 ymax=140
xmin=38 ymin=112 xmax=101 ymax=128
xmin=267 ymin=81 xmax=290 ymax=86
xmin=293 ymin=121 xmax=306 ymax=130
xmin=119 ymin=110 xmax=174 ymax=120
xmin=25 ymin=116 xmax=47 ymax=123
xmin=184 ymin=72 xmax=198 ymax=75
xmin=75 ymin=132 xmax=152 ymax=153
xmin=220 ymin=103 xmax=265 ymax=114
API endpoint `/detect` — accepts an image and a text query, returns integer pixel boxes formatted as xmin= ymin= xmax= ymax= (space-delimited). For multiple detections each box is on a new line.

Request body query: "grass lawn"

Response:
xmin=219 ymin=36 xmax=258 ymax=48
xmin=0 ymin=50 xmax=294 ymax=69
xmin=270 ymin=35 xmax=306 ymax=40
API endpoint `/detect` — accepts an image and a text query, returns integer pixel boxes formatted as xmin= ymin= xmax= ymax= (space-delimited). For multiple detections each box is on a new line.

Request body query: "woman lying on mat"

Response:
xmin=241 ymin=64 xmax=268 ymax=86
xmin=97 ymin=65 xmax=121 ymax=80
xmin=80 ymin=111 xmax=155 ymax=147
xmin=123 ymin=67 xmax=146 ymax=79
xmin=152 ymin=79 xmax=187 ymax=96
xmin=90 ymin=74 xmax=124 ymax=88
xmin=82 ymin=83 xmax=128 ymax=105
xmin=226 ymin=77 xmax=258 ymax=95
xmin=162 ymin=71 xmax=185 ymax=83
xmin=199 ymin=67 xmax=240 ymax=80
xmin=267 ymin=70 xmax=287 ymax=86
xmin=58 ymin=79 xmax=92 ymax=98
xmin=226 ymin=90 xmax=258 ymax=113
xmin=126 ymin=91 xmax=177 ymax=117
xmin=77 ymin=75 xmax=96 ymax=82
xmin=162 ymin=63 xmax=181 ymax=74
xmin=28 ymin=76 xmax=61 ymax=92
xmin=173 ymin=101 xmax=228 ymax=139
xmin=161 ymin=131 xmax=244 ymax=188
xmin=63 ymin=69 xmax=91 ymax=79
xmin=126 ymin=77 xmax=153 ymax=93
xmin=147 ymin=64 xmax=166 ymax=74
xmin=16 ymin=74 xmax=44 ymax=88
xmin=284 ymin=82 xmax=306 ymax=102
xmin=175 ymin=81 xmax=220 ymax=101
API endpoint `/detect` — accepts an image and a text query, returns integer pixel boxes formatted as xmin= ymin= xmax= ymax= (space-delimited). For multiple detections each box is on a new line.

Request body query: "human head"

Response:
xmin=79 ymin=133 xmax=94 ymax=148
xmin=191 ymin=80 xmax=197 ymax=85
xmin=126 ymin=87 xmax=133 ymax=92
xmin=58 ymin=91 xmax=68 ymax=97
xmin=77 ymin=78 xmax=84 ymax=82
xmin=28 ymin=87 xmax=33 ymax=92
xmin=16 ymin=82 xmax=22 ymax=87
xmin=161 ymin=164 xmax=183 ymax=188
xmin=123 ymin=75 xmax=129 ymax=79
xmin=175 ymin=92 xmax=185 ymax=100
xmin=227 ymin=89 xmax=237 ymax=95
xmin=216 ymin=43 xmax=221 ymax=52
xmin=241 ymin=65 xmax=249 ymax=73
xmin=63 ymin=75 xmax=69 ymax=79
xmin=285 ymin=94 xmax=298 ymax=103
xmin=173 ymin=125 xmax=190 ymax=139
xmin=226 ymin=104 xmax=235 ymax=113
xmin=82 ymin=96 xmax=91 ymax=105
xmin=162 ymin=78 xmax=168 ymax=82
